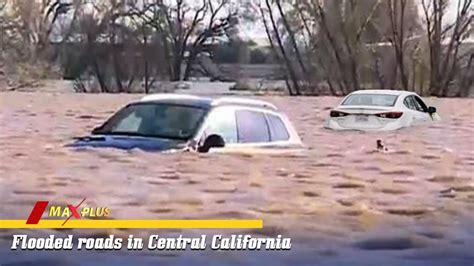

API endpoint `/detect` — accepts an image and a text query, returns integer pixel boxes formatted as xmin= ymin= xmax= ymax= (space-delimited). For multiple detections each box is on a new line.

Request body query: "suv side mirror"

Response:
xmin=198 ymin=134 xmax=225 ymax=153
xmin=428 ymin=106 xmax=437 ymax=114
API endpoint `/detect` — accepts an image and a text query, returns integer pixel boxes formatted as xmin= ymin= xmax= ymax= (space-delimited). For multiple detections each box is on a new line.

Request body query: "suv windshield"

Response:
xmin=342 ymin=94 xmax=398 ymax=107
xmin=94 ymin=103 xmax=207 ymax=140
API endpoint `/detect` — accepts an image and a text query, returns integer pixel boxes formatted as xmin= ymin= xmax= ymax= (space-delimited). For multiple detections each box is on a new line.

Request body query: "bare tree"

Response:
xmin=259 ymin=0 xmax=301 ymax=95
xmin=126 ymin=0 xmax=236 ymax=81
xmin=458 ymin=52 xmax=473 ymax=96
xmin=305 ymin=0 xmax=385 ymax=93
xmin=274 ymin=0 xmax=309 ymax=80
xmin=422 ymin=0 xmax=473 ymax=96
xmin=387 ymin=0 xmax=409 ymax=89
xmin=3 ymin=0 xmax=473 ymax=96
xmin=0 ymin=0 xmax=62 ymax=87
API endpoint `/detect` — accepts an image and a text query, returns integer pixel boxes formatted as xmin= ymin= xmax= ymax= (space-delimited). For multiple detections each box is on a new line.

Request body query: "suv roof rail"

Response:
xmin=141 ymin=94 xmax=208 ymax=102
xmin=212 ymin=97 xmax=278 ymax=110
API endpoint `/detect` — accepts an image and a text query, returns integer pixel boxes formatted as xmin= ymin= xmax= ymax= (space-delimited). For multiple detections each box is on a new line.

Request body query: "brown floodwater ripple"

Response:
xmin=0 ymin=92 xmax=473 ymax=265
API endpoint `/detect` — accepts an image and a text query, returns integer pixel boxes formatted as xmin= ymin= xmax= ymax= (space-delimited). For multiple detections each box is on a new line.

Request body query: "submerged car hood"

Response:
xmin=67 ymin=135 xmax=188 ymax=152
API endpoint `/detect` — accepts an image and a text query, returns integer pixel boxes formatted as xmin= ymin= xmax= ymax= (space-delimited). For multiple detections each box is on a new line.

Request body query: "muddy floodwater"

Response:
xmin=0 ymin=92 xmax=473 ymax=265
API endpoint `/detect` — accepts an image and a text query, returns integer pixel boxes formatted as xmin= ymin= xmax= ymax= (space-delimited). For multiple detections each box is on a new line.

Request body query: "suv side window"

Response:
xmin=204 ymin=108 xmax=237 ymax=144
xmin=236 ymin=110 xmax=271 ymax=143
xmin=267 ymin=114 xmax=290 ymax=141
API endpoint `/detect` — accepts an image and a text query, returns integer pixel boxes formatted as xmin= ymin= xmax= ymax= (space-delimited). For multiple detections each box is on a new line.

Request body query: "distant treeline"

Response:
xmin=258 ymin=0 xmax=473 ymax=96
xmin=57 ymin=41 xmax=278 ymax=79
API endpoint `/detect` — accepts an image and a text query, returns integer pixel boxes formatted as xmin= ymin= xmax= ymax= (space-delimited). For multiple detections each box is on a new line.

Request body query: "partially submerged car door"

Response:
xmin=200 ymin=107 xmax=238 ymax=145
xmin=404 ymin=96 xmax=431 ymax=126
xmin=412 ymin=95 xmax=432 ymax=124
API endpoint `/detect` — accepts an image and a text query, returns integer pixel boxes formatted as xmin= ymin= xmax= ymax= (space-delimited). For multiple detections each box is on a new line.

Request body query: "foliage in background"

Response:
xmin=0 ymin=0 xmax=473 ymax=96
xmin=253 ymin=0 xmax=473 ymax=96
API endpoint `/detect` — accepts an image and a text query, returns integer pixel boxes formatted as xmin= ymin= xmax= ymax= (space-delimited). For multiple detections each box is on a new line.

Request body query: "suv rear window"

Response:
xmin=236 ymin=110 xmax=270 ymax=143
xmin=267 ymin=114 xmax=290 ymax=141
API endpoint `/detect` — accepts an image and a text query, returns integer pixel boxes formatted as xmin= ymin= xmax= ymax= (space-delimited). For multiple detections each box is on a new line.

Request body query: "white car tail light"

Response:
xmin=330 ymin=110 xmax=349 ymax=117
xmin=375 ymin=112 xmax=403 ymax=119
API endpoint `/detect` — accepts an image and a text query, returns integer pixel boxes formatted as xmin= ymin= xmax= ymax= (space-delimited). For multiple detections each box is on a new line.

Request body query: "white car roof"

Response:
xmin=350 ymin=90 xmax=414 ymax=96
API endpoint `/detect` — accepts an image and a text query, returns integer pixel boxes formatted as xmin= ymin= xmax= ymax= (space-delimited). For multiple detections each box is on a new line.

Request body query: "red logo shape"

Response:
xmin=67 ymin=205 xmax=81 ymax=219
xmin=26 ymin=201 xmax=49 ymax=224
xmin=62 ymin=198 xmax=86 ymax=226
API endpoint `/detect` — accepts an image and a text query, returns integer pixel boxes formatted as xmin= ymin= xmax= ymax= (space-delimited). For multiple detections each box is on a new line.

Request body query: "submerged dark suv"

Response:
xmin=68 ymin=94 xmax=303 ymax=153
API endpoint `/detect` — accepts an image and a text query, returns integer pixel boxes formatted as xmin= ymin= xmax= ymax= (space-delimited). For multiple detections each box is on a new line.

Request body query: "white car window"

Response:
xmin=405 ymin=96 xmax=425 ymax=112
xmin=204 ymin=108 xmax=237 ymax=144
xmin=342 ymin=94 xmax=398 ymax=107
xmin=236 ymin=110 xmax=271 ymax=143
xmin=404 ymin=96 xmax=417 ymax=110
xmin=413 ymin=96 xmax=428 ymax=112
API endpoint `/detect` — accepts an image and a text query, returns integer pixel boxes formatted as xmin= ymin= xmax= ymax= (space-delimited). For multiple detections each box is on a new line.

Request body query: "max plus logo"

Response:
xmin=26 ymin=199 xmax=110 ymax=226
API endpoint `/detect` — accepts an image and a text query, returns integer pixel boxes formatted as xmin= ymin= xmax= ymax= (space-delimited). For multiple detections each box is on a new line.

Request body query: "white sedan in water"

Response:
xmin=325 ymin=90 xmax=441 ymax=131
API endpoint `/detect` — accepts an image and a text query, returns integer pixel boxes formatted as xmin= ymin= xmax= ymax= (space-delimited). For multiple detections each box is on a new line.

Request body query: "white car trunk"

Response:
xmin=334 ymin=106 xmax=400 ymax=129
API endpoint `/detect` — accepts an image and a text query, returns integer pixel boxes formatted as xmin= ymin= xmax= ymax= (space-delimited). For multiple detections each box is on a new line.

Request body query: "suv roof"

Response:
xmin=211 ymin=97 xmax=278 ymax=110
xmin=140 ymin=94 xmax=278 ymax=111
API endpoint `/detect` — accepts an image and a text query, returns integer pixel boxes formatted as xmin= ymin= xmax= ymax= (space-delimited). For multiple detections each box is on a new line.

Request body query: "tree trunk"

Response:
xmin=275 ymin=0 xmax=309 ymax=78
xmin=265 ymin=0 xmax=301 ymax=95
